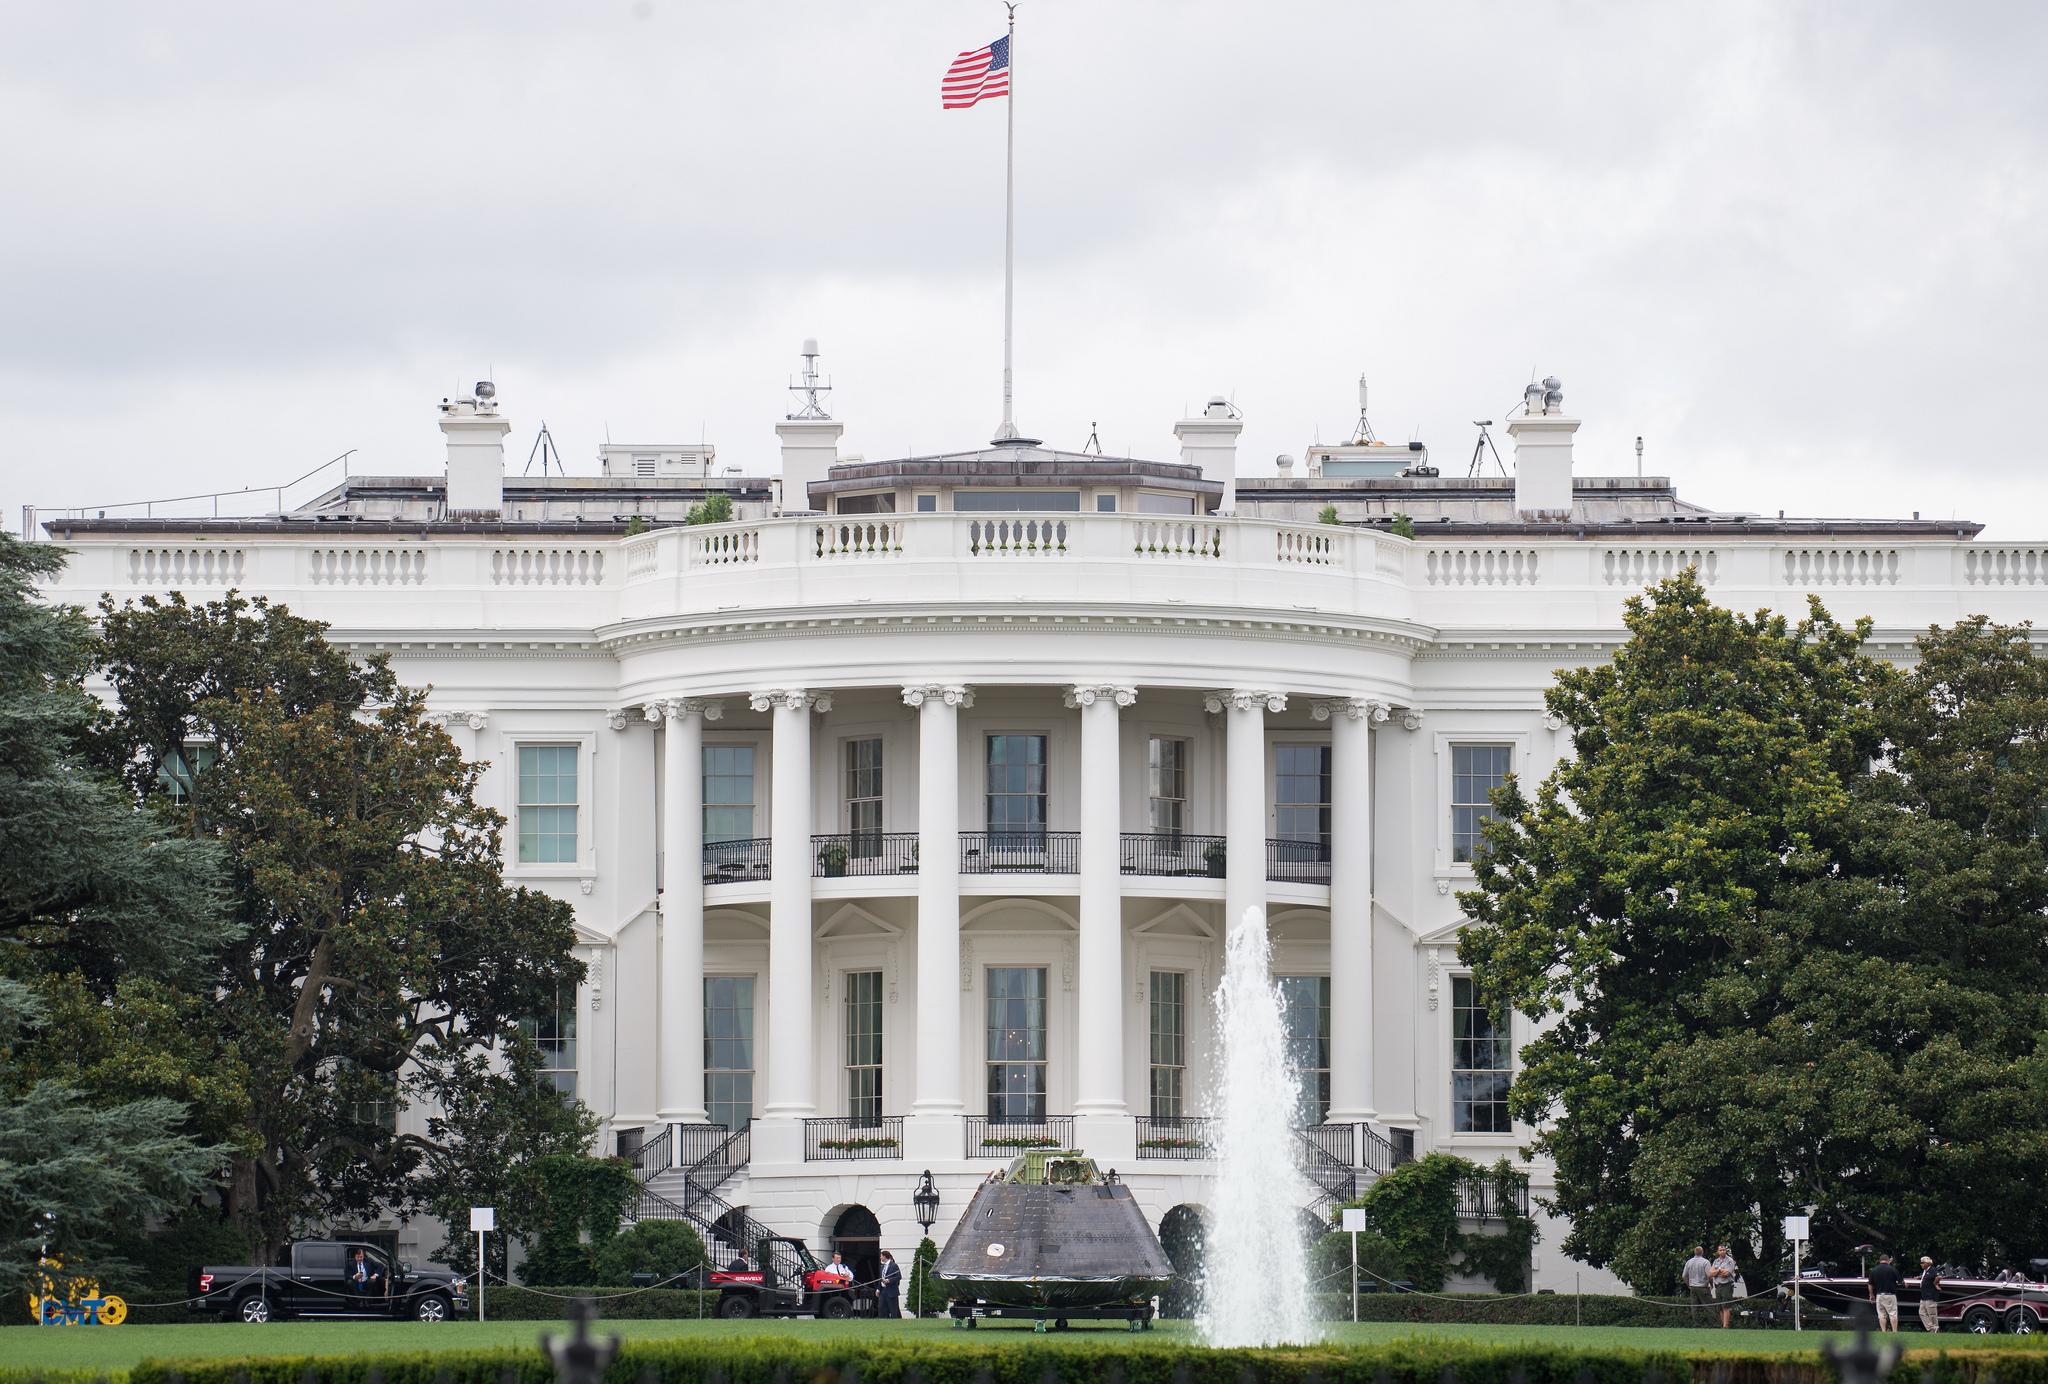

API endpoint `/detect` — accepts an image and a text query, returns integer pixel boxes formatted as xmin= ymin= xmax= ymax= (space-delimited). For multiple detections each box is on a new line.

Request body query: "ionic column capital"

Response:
xmin=1311 ymin=697 xmax=1384 ymax=723
xmin=1063 ymin=683 xmax=1138 ymax=709
xmin=658 ymin=697 xmax=726 ymax=723
xmin=430 ymin=710 xmax=490 ymax=731
xmin=750 ymin=689 xmax=832 ymax=714
xmin=902 ymin=683 xmax=975 ymax=709
xmin=1204 ymin=689 xmax=1287 ymax=714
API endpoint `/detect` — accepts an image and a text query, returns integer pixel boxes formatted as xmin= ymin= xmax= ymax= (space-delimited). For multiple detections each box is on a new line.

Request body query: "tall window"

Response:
xmin=985 ymin=967 xmax=1048 ymax=1122
xmin=1453 ymin=976 xmax=1512 ymax=1133
xmin=1275 ymin=746 xmax=1332 ymax=852
xmin=703 ymin=745 xmax=756 ymax=842
xmin=1149 ymin=971 xmax=1186 ymax=1119
xmin=705 ymin=977 xmax=755 ymax=1132
xmin=1149 ymin=738 xmax=1188 ymax=836
xmin=986 ymin=735 xmax=1048 ymax=843
xmin=846 ymin=739 xmax=883 ymax=857
xmin=158 ymin=742 xmax=219 ymax=805
xmin=845 ymin=971 xmax=883 ymax=1122
xmin=1451 ymin=744 xmax=1513 ymax=863
xmin=1278 ymin=975 xmax=1331 ymax=1124
xmin=518 ymin=746 xmax=578 ymax=864
xmin=522 ymin=980 xmax=577 ymax=1097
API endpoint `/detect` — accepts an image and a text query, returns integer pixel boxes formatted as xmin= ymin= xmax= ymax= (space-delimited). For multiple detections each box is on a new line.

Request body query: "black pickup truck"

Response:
xmin=189 ymin=1240 xmax=470 ymax=1322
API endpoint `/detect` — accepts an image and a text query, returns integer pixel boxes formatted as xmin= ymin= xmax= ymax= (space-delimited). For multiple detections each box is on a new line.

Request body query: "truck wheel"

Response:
xmin=238 ymin=1293 xmax=272 ymax=1323
xmin=821 ymin=1295 xmax=852 ymax=1319
xmin=2007 ymin=1307 xmax=2037 ymax=1335
xmin=719 ymin=1294 xmax=756 ymax=1319
xmin=415 ymin=1294 xmax=451 ymax=1322
xmin=1963 ymin=1305 xmax=1999 ymax=1334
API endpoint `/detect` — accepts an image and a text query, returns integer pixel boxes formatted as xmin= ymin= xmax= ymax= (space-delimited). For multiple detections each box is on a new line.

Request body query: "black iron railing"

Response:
xmin=1360 ymin=1122 xmax=1409 ymax=1176
xmin=1120 ymin=832 xmax=1228 ymax=877
xmin=1457 ymin=1177 xmax=1530 ymax=1220
xmin=964 ymin=1115 xmax=1075 ymax=1156
xmin=803 ymin=1115 xmax=905 ymax=1160
xmin=1267 ymin=837 xmax=1332 ymax=884
xmin=625 ymin=1125 xmax=669 ymax=1180
xmin=1136 ymin=1114 xmax=1215 ymax=1159
xmin=1298 ymin=1121 xmax=1355 ymax=1167
xmin=704 ymin=837 xmax=771 ymax=883
xmin=812 ymin=832 xmax=920 ymax=878
xmin=959 ymin=831 xmax=1079 ymax=874
xmin=1295 ymin=1124 xmax=1357 ymax=1220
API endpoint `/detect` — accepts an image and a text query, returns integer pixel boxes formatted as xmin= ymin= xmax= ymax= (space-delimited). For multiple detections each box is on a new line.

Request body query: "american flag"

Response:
xmin=942 ymin=35 xmax=1009 ymax=109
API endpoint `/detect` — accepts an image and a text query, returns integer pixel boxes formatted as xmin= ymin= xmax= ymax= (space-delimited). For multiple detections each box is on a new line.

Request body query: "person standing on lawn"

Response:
xmin=1919 ymin=1257 xmax=1941 ymax=1333
xmin=1868 ymin=1253 xmax=1902 ymax=1332
xmin=1711 ymin=1244 xmax=1740 ymax=1328
xmin=1682 ymin=1246 xmax=1714 ymax=1321
xmin=878 ymin=1250 xmax=902 ymax=1318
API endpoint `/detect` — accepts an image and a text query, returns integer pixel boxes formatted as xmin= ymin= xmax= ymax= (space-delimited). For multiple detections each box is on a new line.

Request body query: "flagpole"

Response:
xmin=1000 ymin=1 xmax=1017 ymax=440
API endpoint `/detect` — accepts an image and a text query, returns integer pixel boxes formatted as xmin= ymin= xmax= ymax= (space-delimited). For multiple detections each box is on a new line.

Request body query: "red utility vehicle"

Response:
xmin=711 ymin=1237 xmax=860 ymax=1319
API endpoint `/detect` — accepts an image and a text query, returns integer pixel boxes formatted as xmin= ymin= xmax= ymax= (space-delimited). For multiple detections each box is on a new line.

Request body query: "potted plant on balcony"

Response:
xmin=1205 ymin=840 xmax=1227 ymax=878
xmin=900 ymin=839 xmax=918 ymax=874
xmin=819 ymin=839 xmax=849 ymax=877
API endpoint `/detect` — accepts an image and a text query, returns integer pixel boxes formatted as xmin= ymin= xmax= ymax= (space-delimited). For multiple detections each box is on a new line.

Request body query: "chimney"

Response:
xmin=1174 ymin=396 xmax=1242 ymax=514
xmin=777 ymin=339 xmax=842 ymax=513
xmin=440 ymin=381 xmax=511 ymax=520
xmin=1508 ymin=376 xmax=1577 ymax=522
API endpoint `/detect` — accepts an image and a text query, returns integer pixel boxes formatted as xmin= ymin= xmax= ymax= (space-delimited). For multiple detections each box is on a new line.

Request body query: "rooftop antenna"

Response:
xmin=1636 ymin=435 xmax=1644 ymax=478
xmin=788 ymin=338 xmax=832 ymax=420
xmin=1350 ymin=375 xmax=1378 ymax=445
xmin=1082 ymin=421 xmax=1102 ymax=456
xmin=1467 ymin=421 xmax=1506 ymax=477
xmin=524 ymin=421 xmax=567 ymax=476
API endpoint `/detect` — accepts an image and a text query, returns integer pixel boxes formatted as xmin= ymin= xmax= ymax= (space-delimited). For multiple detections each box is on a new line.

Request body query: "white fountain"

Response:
xmin=1196 ymin=906 xmax=1318 ymax=1345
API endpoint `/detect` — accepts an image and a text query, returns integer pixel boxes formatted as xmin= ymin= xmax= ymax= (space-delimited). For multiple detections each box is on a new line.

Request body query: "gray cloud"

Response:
xmin=4 ymin=1 xmax=2044 ymax=535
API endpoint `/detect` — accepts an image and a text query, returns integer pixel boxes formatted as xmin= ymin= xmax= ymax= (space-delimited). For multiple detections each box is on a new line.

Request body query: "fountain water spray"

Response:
xmin=1197 ymin=906 xmax=1317 ymax=1345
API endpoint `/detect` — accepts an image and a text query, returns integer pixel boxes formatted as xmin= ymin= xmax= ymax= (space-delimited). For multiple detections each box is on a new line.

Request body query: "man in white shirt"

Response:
xmin=1710 ymin=1245 xmax=1740 ymax=1328
xmin=822 ymin=1252 xmax=854 ymax=1283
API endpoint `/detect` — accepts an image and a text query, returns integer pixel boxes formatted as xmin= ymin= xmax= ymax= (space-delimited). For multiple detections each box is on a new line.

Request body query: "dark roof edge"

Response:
xmin=1360 ymin=518 xmax=1986 ymax=539
xmin=42 ymin=518 xmax=674 ymax=538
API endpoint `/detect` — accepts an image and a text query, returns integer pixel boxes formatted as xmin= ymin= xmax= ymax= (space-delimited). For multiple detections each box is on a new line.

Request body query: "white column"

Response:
xmin=1322 ymin=697 xmax=1380 ymax=1124
xmin=1070 ymin=683 xmax=1135 ymax=1160
xmin=903 ymin=683 xmax=971 ymax=1162
xmin=1210 ymin=689 xmax=1284 ymax=937
xmin=756 ymin=688 xmax=828 ymax=1154
xmin=658 ymin=698 xmax=720 ymax=1124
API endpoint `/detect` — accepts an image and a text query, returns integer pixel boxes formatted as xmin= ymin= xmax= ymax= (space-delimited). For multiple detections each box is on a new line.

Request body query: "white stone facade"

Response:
xmin=35 ymin=387 xmax=2048 ymax=1296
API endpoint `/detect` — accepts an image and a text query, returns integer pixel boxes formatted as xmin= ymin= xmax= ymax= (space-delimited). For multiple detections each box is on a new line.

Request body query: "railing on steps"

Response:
xmin=628 ymin=1121 xmax=770 ymax=1268
xmin=1359 ymin=1122 xmax=1407 ymax=1176
xmin=626 ymin=1125 xmax=671 ymax=1181
xmin=1295 ymin=1125 xmax=1357 ymax=1221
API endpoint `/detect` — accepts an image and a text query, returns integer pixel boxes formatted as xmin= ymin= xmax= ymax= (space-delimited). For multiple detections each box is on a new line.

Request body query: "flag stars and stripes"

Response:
xmin=942 ymin=34 xmax=1010 ymax=109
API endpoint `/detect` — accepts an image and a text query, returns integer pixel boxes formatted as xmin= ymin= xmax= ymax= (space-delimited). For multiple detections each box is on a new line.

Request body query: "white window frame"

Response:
xmin=503 ymin=730 xmax=597 ymax=880
xmin=1443 ymin=967 xmax=1517 ymax=1143
xmin=702 ymin=734 xmax=765 ymax=843
xmin=1431 ymin=730 xmax=1535 ymax=882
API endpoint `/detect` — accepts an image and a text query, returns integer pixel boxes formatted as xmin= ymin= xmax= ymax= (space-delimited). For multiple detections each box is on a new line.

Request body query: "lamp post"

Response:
xmin=913 ymin=1170 xmax=940 ymax=1319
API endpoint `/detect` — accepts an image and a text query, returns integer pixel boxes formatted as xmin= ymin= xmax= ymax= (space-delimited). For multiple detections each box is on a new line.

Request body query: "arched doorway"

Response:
xmin=1158 ymin=1204 xmax=1206 ymax=1318
xmin=831 ymin=1205 xmax=882 ymax=1292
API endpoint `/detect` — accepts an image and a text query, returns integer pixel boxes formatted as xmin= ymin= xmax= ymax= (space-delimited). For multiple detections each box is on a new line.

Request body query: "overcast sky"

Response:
xmin=5 ymin=2 xmax=2044 ymax=535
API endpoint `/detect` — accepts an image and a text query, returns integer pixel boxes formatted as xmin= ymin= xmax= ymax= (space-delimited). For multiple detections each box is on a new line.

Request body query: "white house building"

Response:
xmin=30 ymin=362 xmax=2039 ymax=1296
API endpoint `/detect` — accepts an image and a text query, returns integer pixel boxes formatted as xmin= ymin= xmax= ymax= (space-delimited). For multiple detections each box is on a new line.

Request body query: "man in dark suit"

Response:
xmin=878 ymin=1250 xmax=903 ymax=1318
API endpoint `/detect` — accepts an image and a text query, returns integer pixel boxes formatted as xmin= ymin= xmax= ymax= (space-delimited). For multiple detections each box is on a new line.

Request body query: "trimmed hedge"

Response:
xmin=478 ymin=1286 xmax=720 ymax=1320
xmin=120 ymin=1340 xmax=2048 ymax=1384
xmin=1306 ymin=1292 xmax=1853 ymax=1330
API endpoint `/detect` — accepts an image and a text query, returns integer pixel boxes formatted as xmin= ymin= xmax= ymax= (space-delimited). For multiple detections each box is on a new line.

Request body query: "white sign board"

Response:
xmin=471 ymin=1207 xmax=496 ymax=1233
xmin=1342 ymin=1209 xmax=1368 ymax=1233
xmin=1783 ymin=1215 xmax=1810 ymax=1242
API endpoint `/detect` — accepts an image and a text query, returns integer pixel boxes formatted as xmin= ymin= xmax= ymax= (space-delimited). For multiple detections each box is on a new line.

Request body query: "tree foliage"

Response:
xmin=1459 ymin=571 xmax=2048 ymax=1291
xmin=595 ymin=1218 xmax=708 ymax=1288
xmin=521 ymin=1155 xmax=639 ymax=1286
xmin=685 ymin=494 xmax=734 ymax=526
xmin=93 ymin=591 xmax=588 ymax=1262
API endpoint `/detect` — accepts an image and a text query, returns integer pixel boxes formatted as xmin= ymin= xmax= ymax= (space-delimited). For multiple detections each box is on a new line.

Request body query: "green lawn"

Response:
xmin=3 ymin=1316 xmax=2030 ymax=1375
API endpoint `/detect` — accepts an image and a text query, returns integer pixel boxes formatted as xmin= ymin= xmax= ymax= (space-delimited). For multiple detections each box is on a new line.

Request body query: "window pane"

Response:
xmin=705 ymin=976 xmax=755 ymax=1131
xmin=1149 ymin=971 xmax=1186 ymax=1119
xmin=704 ymin=745 xmax=756 ymax=842
xmin=1149 ymin=739 xmax=1187 ymax=835
xmin=987 ymin=735 xmax=1048 ymax=837
xmin=985 ymin=967 xmax=1048 ymax=1121
xmin=517 ymin=746 xmax=579 ymax=864
xmin=1451 ymin=744 xmax=1513 ymax=863
xmin=846 ymin=971 xmax=883 ymax=1121
xmin=847 ymin=739 xmax=883 ymax=853
xmin=1275 ymin=746 xmax=1332 ymax=853
xmin=1277 ymin=975 xmax=1331 ymax=1123
xmin=528 ymin=979 xmax=578 ymax=1098
xmin=1452 ymin=975 xmax=1512 ymax=1133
